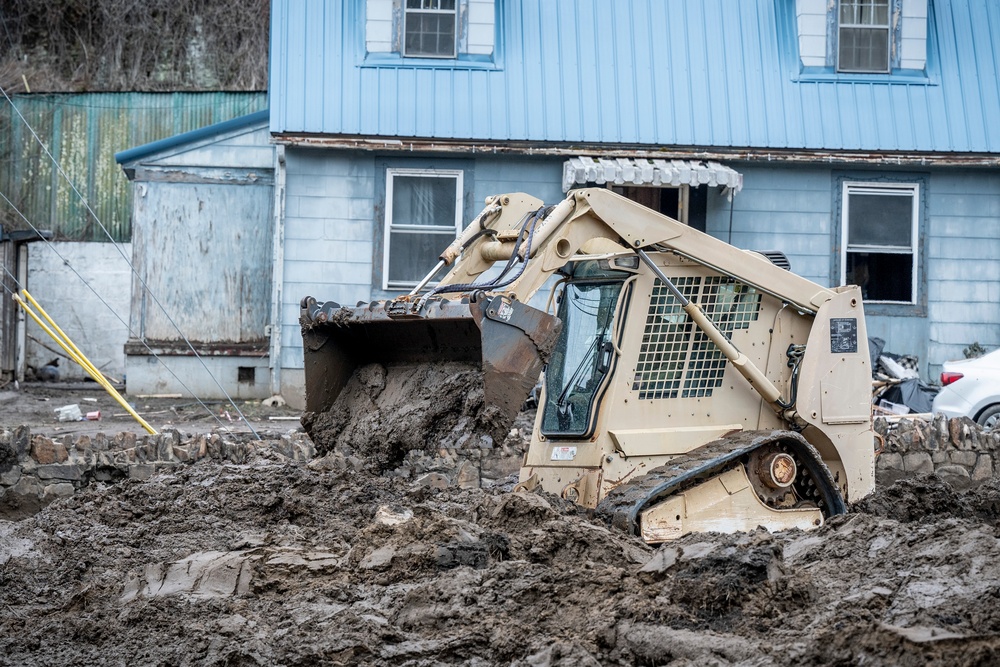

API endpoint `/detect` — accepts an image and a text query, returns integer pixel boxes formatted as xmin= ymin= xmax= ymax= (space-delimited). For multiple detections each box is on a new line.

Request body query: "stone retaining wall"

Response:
xmin=0 ymin=427 xmax=316 ymax=519
xmin=0 ymin=425 xmax=526 ymax=519
xmin=4 ymin=416 xmax=990 ymax=519
xmin=875 ymin=414 xmax=1000 ymax=484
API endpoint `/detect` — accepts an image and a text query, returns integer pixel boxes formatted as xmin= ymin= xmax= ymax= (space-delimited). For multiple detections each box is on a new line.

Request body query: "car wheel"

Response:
xmin=976 ymin=405 xmax=1000 ymax=431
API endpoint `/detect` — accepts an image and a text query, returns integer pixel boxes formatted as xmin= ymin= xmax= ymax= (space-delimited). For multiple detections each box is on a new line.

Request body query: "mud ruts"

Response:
xmin=876 ymin=414 xmax=1000 ymax=483
xmin=0 ymin=427 xmax=315 ymax=518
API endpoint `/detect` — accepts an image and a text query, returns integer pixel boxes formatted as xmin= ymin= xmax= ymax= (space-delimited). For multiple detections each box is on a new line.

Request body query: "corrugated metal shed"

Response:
xmin=269 ymin=0 xmax=1000 ymax=155
xmin=0 ymin=92 xmax=267 ymax=242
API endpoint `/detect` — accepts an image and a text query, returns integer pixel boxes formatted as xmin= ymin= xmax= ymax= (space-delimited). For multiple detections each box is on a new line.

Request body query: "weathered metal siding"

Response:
xmin=270 ymin=0 xmax=1000 ymax=154
xmin=0 ymin=92 xmax=266 ymax=242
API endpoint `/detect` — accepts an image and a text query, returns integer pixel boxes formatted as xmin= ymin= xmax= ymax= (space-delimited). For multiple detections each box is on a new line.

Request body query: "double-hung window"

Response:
xmin=838 ymin=0 xmax=891 ymax=73
xmin=383 ymin=169 xmax=463 ymax=290
xmin=403 ymin=0 xmax=458 ymax=58
xmin=841 ymin=182 xmax=919 ymax=304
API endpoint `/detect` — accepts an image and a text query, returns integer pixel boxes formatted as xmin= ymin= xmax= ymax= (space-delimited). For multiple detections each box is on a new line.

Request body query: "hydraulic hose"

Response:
xmin=427 ymin=206 xmax=549 ymax=298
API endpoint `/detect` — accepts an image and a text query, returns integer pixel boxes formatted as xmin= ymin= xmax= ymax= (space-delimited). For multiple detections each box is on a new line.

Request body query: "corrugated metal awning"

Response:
xmin=562 ymin=157 xmax=743 ymax=194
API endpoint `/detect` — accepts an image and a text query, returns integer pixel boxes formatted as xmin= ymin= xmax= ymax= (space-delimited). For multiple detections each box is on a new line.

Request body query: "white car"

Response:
xmin=932 ymin=348 xmax=1000 ymax=429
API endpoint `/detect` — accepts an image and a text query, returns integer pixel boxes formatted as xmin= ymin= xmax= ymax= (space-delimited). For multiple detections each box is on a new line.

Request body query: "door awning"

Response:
xmin=562 ymin=157 xmax=743 ymax=194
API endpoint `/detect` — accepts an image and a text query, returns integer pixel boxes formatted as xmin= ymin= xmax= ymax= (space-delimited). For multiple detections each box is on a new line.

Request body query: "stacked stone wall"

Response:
xmin=875 ymin=414 xmax=1000 ymax=484
xmin=5 ymin=415 xmax=991 ymax=519
xmin=0 ymin=424 xmax=527 ymax=519
xmin=0 ymin=427 xmax=315 ymax=519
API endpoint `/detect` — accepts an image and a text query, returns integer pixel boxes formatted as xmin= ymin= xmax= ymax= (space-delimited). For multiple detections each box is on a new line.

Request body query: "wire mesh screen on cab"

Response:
xmin=633 ymin=277 xmax=761 ymax=400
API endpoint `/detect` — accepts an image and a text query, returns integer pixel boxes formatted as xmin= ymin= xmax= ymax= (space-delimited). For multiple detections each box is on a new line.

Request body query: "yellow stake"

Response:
xmin=22 ymin=289 xmax=105 ymax=383
xmin=13 ymin=291 xmax=158 ymax=435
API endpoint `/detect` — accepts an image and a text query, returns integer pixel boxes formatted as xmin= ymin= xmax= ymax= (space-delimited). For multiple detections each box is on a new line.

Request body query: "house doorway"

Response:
xmin=611 ymin=184 xmax=708 ymax=232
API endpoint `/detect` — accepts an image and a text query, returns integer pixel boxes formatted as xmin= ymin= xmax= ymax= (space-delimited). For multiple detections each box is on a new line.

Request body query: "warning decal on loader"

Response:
xmin=551 ymin=446 xmax=577 ymax=461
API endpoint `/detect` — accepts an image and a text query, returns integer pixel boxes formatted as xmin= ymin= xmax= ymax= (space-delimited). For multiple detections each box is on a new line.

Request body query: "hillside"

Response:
xmin=0 ymin=0 xmax=269 ymax=93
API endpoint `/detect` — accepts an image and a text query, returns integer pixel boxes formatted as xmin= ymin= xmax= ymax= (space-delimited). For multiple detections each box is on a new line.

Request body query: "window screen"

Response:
xmin=838 ymin=0 xmax=890 ymax=73
xmin=384 ymin=170 xmax=462 ymax=289
xmin=403 ymin=0 xmax=458 ymax=58
xmin=842 ymin=183 xmax=919 ymax=303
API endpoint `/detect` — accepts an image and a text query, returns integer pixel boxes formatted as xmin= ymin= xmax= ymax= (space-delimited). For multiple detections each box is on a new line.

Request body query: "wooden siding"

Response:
xmin=901 ymin=0 xmax=930 ymax=70
xmin=131 ymin=181 xmax=273 ymax=343
xmin=280 ymin=150 xmax=376 ymax=370
xmin=796 ymin=0 xmax=828 ymax=67
xmin=365 ymin=0 xmax=395 ymax=53
xmin=925 ymin=170 xmax=1000 ymax=375
xmin=705 ymin=165 xmax=835 ymax=287
xmin=703 ymin=164 xmax=1000 ymax=379
xmin=279 ymin=151 xmax=566 ymax=370
xmin=0 ymin=92 xmax=266 ymax=242
xmin=278 ymin=149 xmax=1000 ymax=379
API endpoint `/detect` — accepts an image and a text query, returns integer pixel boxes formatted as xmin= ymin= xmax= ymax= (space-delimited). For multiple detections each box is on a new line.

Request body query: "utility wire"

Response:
xmin=0 ymin=84 xmax=260 ymax=439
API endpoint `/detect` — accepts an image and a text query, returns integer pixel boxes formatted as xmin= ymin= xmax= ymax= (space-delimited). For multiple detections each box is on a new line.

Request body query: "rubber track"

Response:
xmin=594 ymin=430 xmax=846 ymax=536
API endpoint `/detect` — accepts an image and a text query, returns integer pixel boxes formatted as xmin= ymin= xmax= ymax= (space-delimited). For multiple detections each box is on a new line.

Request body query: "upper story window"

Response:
xmin=366 ymin=0 xmax=496 ymax=65
xmin=837 ymin=0 xmax=890 ymax=73
xmin=795 ymin=0 xmax=928 ymax=75
xmin=403 ymin=0 xmax=458 ymax=58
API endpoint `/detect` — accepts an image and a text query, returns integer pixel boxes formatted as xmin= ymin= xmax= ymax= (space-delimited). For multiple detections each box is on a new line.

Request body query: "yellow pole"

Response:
xmin=22 ymin=289 xmax=106 ymax=383
xmin=13 ymin=292 xmax=158 ymax=435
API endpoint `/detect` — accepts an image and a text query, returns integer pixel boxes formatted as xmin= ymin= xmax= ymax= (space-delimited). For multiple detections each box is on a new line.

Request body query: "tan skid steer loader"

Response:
xmin=300 ymin=189 xmax=875 ymax=543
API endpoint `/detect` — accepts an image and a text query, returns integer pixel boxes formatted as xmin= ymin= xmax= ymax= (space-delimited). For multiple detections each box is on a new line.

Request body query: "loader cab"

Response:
xmin=540 ymin=256 xmax=637 ymax=439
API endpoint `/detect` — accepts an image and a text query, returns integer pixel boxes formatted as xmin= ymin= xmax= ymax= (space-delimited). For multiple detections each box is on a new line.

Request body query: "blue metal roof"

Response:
xmin=115 ymin=109 xmax=270 ymax=164
xmin=269 ymin=0 xmax=1000 ymax=155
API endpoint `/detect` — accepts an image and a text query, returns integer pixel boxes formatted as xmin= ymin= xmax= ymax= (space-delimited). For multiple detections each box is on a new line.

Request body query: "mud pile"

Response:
xmin=3 ymin=441 xmax=1000 ymax=666
xmin=302 ymin=361 xmax=512 ymax=472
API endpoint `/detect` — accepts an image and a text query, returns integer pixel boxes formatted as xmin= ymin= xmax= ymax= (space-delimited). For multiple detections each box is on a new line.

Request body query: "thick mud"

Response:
xmin=4 ymin=444 xmax=1000 ymax=665
xmin=302 ymin=362 xmax=510 ymax=473
xmin=5 ymin=383 xmax=1000 ymax=665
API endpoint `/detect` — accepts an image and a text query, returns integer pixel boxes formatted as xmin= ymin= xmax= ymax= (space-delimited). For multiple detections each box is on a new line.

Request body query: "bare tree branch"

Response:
xmin=0 ymin=0 xmax=269 ymax=92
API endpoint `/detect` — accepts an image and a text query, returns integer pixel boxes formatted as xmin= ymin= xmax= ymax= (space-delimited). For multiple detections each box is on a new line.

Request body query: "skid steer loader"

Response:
xmin=300 ymin=188 xmax=874 ymax=543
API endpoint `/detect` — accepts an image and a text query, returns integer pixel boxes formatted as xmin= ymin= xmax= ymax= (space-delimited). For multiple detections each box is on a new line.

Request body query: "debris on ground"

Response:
xmin=4 ymin=451 xmax=1000 ymax=665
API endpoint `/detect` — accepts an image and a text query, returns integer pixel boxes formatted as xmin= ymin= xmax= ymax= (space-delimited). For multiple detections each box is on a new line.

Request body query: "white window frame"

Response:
xmin=837 ymin=0 xmax=891 ymax=73
xmin=840 ymin=181 xmax=919 ymax=305
xmin=383 ymin=168 xmax=463 ymax=291
xmin=402 ymin=0 xmax=459 ymax=59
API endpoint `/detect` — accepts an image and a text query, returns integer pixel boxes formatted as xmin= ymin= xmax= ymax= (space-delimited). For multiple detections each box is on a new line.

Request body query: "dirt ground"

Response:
xmin=3 ymin=382 xmax=1000 ymax=665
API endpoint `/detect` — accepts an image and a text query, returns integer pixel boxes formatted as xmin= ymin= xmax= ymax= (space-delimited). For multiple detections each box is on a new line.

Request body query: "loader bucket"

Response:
xmin=299 ymin=294 xmax=562 ymax=447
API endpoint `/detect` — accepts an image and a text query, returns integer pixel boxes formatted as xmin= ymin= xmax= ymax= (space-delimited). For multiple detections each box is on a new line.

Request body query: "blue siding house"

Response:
xmin=266 ymin=0 xmax=1000 ymax=404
